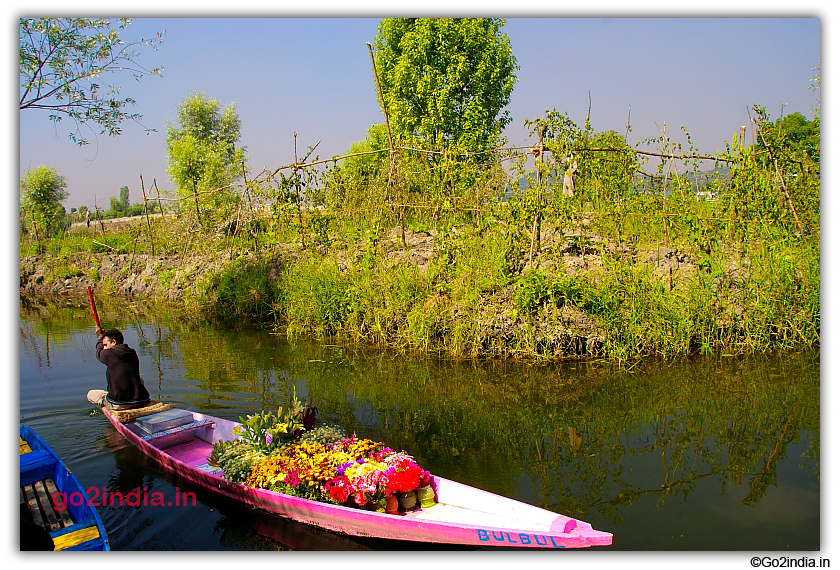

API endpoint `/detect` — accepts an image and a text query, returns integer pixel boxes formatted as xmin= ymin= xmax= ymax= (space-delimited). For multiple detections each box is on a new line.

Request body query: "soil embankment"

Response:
xmin=20 ymin=250 xmax=242 ymax=302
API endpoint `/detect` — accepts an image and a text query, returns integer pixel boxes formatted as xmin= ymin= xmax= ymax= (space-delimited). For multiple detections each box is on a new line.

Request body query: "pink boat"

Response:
xmin=103 ymin=407 xmax=613 ymax=549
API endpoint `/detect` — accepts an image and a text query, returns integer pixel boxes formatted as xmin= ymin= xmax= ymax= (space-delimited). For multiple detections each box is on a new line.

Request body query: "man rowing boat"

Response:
xmin=87 ymin=327 xmax=151 ymax=411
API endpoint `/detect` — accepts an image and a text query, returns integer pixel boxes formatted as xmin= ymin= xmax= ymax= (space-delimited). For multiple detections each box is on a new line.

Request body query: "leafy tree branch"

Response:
xmin=20 ymin=18 xmax=165 ymax=145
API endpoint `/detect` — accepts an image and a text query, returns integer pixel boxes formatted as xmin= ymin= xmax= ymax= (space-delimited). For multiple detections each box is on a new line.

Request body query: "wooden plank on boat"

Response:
xmin=52 ymin=526 xmax=101 ymax=551
xmin=20 ymin=436 xmax=32 ymax=455
xmin=23 ymin=485 xmax=45 ymax=528
xmin=33 ymin=480 xmax=62 ymax=531
xmin=44 ymin=478 xmax=75 ymax=528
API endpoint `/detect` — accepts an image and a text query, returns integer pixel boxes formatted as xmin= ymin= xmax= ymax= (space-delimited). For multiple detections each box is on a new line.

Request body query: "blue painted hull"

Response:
xmin=20 ymin=424 xmax=110 ymax=551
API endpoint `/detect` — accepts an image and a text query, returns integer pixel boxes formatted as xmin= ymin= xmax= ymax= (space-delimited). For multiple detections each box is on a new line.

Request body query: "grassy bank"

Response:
xmin=206 ymin=222 xmax=817 ymax=361
xmin=20 ymin=212 xmax=819 ymax=362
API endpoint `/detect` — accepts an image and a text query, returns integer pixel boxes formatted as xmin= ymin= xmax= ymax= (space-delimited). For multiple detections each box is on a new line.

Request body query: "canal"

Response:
xmin=19 ymin=295 xmax=820 ymax=552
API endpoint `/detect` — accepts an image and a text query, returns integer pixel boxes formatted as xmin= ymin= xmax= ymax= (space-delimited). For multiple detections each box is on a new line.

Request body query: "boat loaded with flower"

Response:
xmin=102 ymin=397 xmax=612 ymax=549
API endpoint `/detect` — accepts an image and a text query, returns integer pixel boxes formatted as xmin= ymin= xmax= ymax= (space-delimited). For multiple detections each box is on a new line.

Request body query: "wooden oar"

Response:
xmin=88 ymin=286 xmax=101 ymax=330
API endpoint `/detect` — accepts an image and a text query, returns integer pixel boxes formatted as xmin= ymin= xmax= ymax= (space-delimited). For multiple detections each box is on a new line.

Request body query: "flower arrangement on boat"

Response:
xmin=208 ymin=396 xmax=435 ymax=513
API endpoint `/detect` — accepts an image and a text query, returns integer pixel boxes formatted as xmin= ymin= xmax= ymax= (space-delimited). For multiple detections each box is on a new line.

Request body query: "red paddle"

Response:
xmin=88 ymin=286 xmax=101 ymax=329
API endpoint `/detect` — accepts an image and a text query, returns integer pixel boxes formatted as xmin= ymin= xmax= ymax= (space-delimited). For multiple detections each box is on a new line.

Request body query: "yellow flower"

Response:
xmin=344 ymin=438 xmax=382 ymax=457
xmin=345 ymin=461 xmax=388 ymax=480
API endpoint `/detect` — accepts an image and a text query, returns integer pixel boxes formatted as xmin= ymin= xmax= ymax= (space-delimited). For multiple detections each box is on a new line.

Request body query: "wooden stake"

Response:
xmin=140 ymin=175 xmax=155 ymax=255
xmin=528 ymin=126 xmax=545 ymax=268
xmin=153 ymin=178 xmax=164 ymax=218
xmin=294 ymin=132 xmax=306 ymax=249
xmin=191 ymin=164 xmax=202 ymax=228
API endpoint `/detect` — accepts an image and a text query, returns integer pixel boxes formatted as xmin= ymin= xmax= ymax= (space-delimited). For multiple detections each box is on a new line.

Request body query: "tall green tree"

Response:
xmin=19 ymin=18 xmax=165 ymax=145
xmin=755 ymin=111 xmax=820 ymax=164
xmin=109 ymin=185 xmax=130 ymax=215
xmin=373 ymin=18 xmax=518 ymax=157
xmin=20 ymin=165 xmax=68 ymax=238
xmin=166 ymin=92 xmax=246 ymax=227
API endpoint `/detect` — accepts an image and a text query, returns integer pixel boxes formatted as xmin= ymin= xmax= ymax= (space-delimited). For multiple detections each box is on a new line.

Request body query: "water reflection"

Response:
xmin=19 ymin=295 xmax=820 ymax=550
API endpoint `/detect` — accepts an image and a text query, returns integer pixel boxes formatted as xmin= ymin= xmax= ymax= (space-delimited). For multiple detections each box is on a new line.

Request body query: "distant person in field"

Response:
xmin=87 ymin=327 xmax=151 ymax=410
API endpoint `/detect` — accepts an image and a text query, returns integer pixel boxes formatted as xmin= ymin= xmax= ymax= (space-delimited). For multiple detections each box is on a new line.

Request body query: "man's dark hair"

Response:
xmin=103 ymin=329 xmax=124 ymax=344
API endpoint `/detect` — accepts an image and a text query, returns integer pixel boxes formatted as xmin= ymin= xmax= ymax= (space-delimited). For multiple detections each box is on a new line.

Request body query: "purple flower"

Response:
xmin=336 ymin=462 xmax=354 ymax=476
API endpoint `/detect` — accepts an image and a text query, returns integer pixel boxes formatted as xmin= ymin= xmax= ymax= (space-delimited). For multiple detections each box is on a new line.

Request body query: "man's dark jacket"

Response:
xmin=96 ymin=340 xmax=150 ymax=405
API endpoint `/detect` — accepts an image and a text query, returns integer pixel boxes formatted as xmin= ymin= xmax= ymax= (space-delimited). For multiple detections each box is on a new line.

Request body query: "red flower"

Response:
xmin=386 ymin=459 xmax=423 ymax=494
xmin=353 ymin=490 xmax=367 ymax=506
xmin=326 ymin=476 xmax=351 ymax=503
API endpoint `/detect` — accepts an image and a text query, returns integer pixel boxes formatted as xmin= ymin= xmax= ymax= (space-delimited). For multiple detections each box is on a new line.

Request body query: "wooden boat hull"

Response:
xmin=103 ymin=408 xmax=612 ymax=549
xmin=20 ymin=424 xmax=110 ymax=551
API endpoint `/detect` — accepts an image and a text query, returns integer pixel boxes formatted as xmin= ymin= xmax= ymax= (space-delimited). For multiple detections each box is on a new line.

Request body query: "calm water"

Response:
xmin=19 ymin=296 xmax=820 ymax=552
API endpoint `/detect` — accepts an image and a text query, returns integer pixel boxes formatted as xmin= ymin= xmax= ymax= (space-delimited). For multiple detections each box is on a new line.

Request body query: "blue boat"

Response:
xmin=20 ymin=424 xmax=109 ymax=551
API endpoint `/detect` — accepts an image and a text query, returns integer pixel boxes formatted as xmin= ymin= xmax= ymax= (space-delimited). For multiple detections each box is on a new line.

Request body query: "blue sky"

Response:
xmin=17 ymin=16 xmax=821 ymax=210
